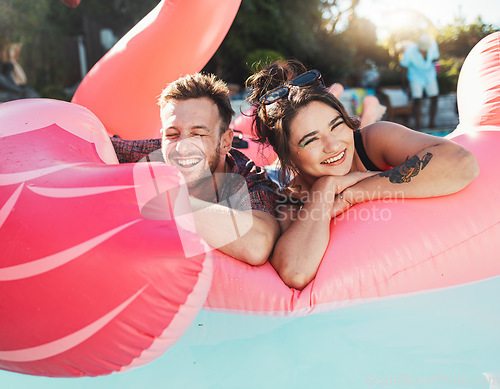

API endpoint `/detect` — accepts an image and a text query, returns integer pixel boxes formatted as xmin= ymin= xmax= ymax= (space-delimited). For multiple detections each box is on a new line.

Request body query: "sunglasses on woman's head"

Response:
xmin=259 ymin=69 xmax=324 ymax=125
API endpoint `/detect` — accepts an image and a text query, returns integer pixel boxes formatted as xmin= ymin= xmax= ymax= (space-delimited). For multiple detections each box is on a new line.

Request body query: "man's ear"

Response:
xmin=220 ymin=128 xmax=233 ymax=154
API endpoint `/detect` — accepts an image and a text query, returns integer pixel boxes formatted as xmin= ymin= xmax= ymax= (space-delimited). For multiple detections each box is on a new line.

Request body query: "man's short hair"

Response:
xmin=158 ymin=73 xmax=235 ymax=137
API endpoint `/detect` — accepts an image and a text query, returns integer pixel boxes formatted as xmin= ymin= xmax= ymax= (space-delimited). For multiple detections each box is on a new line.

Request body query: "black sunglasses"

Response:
xmin=259 ymin=69 xmax=323 ymax=125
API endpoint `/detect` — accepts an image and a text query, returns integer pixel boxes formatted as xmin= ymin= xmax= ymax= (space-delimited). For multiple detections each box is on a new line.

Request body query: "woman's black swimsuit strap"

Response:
xmin=353 ymin=130 xmax=382 ymax=172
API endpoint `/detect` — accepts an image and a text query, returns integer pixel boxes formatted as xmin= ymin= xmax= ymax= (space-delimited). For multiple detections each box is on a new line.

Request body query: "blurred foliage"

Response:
xmin=1 ymin=0 xmax=498 ymax=99
xmin=0 ymin=0 xmax=52 ymax=45
xmin=203 ymin=0 xmax=325 ymax=84
xmin=0 ymin=0 xmax=157 ymax=96
xmin=333 ymin=16 xmax=388 ymax=84
xmin=320 ymin=0 xmax=359 ymax=32
xmin=438 ymin=17 xmax=498 ymax=58
xmin=38 ymin=84 xmax=70 ymax=101
xmin=244 ymin=49 xmax=285 ymax=74
xmin=203 ymin=0 xmax=376 ymax=85
xmin=436 ymin=58 xmax=461 ymax=95
xmin=46 ymin=0 xmax=159 ymax=37
xmin=435 ymin=17 xmax=498 ymax=94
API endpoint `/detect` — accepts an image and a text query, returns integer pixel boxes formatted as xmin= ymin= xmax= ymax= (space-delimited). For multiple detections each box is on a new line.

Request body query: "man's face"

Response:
xmin=161 ymin=98 xmax=230 ymax=187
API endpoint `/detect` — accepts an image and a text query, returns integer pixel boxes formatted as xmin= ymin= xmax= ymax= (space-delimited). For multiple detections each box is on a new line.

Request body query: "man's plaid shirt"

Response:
xmin=110 ymin=137 xmax=279 ymax=217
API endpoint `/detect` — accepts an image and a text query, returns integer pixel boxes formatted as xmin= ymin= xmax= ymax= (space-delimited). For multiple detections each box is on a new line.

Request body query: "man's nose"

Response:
xmin=174 ymin=137 xmax=196 ymax=154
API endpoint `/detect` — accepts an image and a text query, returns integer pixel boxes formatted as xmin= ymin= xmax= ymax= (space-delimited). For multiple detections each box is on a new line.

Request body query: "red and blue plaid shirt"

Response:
xmin=110 ymin=137 xmax=279 ymax=217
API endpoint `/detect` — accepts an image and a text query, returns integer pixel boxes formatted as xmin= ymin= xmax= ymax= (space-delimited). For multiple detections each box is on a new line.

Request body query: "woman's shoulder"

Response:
xmin=359 ymin=121 xmax=419 ymax=147
xmin=358 ymin=121 xmax=453 ymax=170
xmin=360 ymin=120 xmax=405 ymax=134
xmin=357 ymin=122 xmax=408 ymax=170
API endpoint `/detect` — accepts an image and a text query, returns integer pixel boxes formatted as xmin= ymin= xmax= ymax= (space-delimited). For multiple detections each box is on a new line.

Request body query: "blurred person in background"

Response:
xmin=0 ymin=42 xmax=38 ymax=100
xmin=400 ymin=33 xmax=440 ymax=130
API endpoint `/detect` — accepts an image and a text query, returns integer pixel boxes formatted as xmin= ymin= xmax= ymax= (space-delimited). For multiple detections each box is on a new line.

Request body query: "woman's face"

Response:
xmin=287 ymin=101 xmax=355 ymax=183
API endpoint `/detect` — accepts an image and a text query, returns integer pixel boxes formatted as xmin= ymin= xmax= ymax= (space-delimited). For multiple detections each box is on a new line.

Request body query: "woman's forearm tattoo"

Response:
xmin=379 ymin=152 xmax=433 ymax=184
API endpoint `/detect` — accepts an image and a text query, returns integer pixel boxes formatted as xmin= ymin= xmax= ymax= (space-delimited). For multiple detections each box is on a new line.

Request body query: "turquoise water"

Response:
xmin=423 ymin=128 xmax=453 ymax=137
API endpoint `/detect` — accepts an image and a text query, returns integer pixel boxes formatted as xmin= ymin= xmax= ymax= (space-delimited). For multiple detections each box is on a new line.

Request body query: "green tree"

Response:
xmin=204 ymin=0 xmax=327 ymax=85
xmin=1 ymin=0 xmax=158 ymax=98
xmin=203 ymin=0 xmax=389 ymax=88
xmin=3 ymin=0 xmax=391 ymax=96
xmin=333 ymin=16 xmax=389 ymax=84
xmin=0 ymin=0 xmax=66 ymax=97
xmin=0 ymin=0 xmax=52 ymax=46
xmin=46 ymin=0 xmax=158 ymax=37
xmin=320 ymin=0 xmax=359 ymax=32
xmin=436 ymin=18 xmax=499 ymax=93
xmin=438 ymin=17 xmax=498 ymax=59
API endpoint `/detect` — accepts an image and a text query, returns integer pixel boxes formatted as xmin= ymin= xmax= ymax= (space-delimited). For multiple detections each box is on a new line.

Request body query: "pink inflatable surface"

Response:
xmin=0 ymin=99 xmax=212 ymax=377
xmin=1 ymin=0 xmax=499 ymax=377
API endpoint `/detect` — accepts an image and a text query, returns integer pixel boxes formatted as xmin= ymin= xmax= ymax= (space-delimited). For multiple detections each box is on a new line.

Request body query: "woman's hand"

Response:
xmin=270 ymin=171 xmax=377 ymax=290
xmin=329 ymin=171 xmax=378 ymax=217
xmin=290 ymin=171 xmax=377 ymax=218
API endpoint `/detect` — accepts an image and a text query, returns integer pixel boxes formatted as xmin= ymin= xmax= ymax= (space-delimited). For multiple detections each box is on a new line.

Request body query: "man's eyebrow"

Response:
xmin=298 ymin=131 xmax=318 ymax=146
xmin=191 ymin=125 xmax=211 ymax=131
xmin=163 ymin=125 xmax=210 ymax=131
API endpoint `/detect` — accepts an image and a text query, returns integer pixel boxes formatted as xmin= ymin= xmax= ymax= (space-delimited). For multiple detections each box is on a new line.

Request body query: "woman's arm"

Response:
xmin=340 ymin=122 xmax=479 ymax=207
xmin=271 ymin=172 xmax=375 ymax=290
xmin=271 ymin=181 xmax=332 ymax=291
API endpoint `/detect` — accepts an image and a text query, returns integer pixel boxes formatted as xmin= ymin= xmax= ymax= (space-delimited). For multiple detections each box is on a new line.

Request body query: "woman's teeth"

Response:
xmin=321 ymin=151 xmax=345 ymax=164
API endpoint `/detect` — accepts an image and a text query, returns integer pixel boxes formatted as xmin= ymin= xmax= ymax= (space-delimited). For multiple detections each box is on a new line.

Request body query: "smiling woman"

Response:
xmin=245 ymin=59 xmax=479 ymax=290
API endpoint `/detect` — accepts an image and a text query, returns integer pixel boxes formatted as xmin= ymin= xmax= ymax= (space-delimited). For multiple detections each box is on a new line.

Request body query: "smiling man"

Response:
xmin=159 ymin=95 xmax=232 ymax=200
xmin=111 ymin=73 xmax=280 ymax=265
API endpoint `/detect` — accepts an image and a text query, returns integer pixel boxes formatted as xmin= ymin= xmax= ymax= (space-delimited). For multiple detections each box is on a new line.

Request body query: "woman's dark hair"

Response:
xmin=246 ymin=60 xmax=360 ymax=186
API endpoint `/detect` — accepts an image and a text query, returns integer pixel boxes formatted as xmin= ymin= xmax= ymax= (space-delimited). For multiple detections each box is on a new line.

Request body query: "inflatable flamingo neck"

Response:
xmin=72 ymin=0 xmax=242 ymax=139
xmin=60 ymin=0 xmax=80 ymax=8
xmin=456 ymin=32 xmax=500 ymax=129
